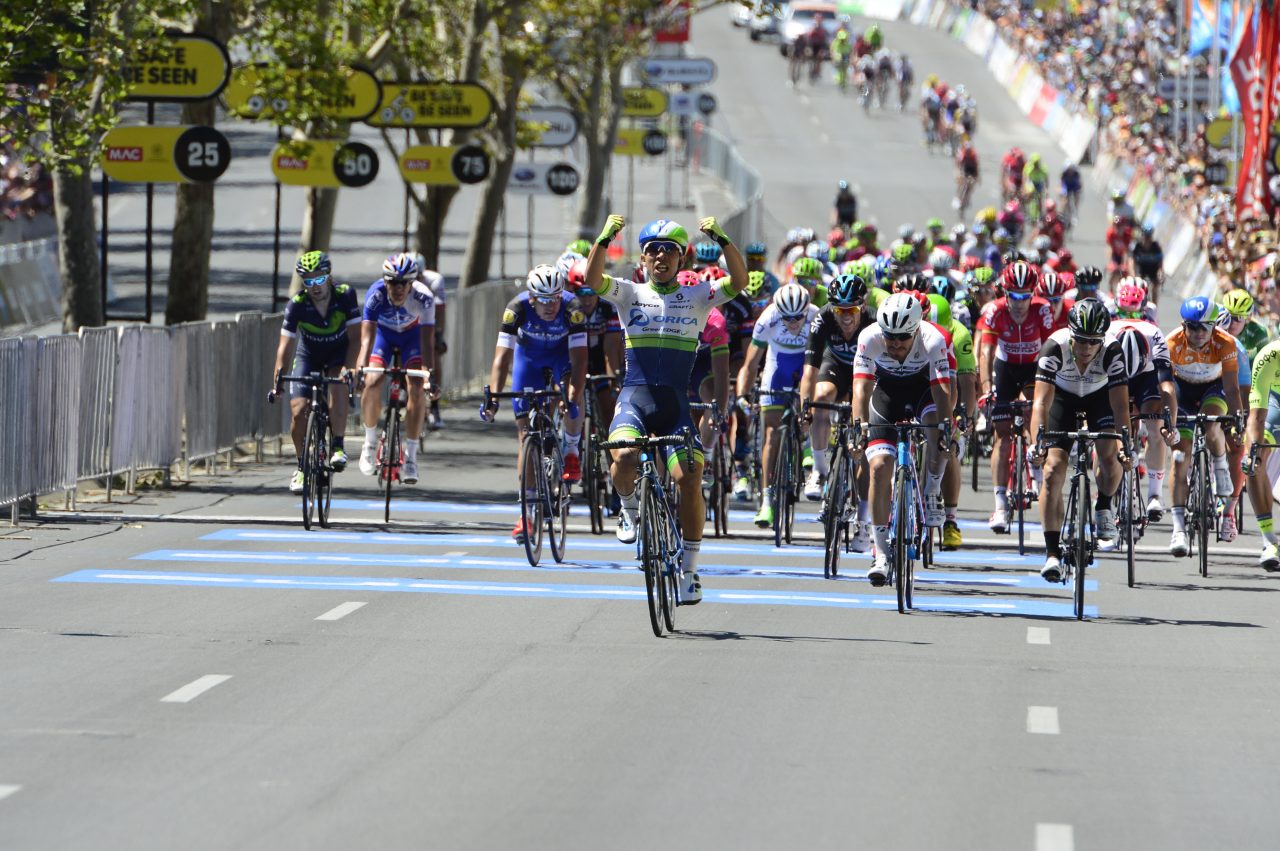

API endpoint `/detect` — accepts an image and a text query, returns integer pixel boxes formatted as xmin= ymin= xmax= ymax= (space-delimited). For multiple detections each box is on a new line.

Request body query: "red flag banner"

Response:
xmin=1258 ymin=0 xmax=1280 ymax=217
xmin=1233 ymin=2 xmax=1260 ymax=219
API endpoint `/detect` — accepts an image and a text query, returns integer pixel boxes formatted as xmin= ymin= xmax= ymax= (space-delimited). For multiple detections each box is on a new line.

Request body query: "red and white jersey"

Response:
xmin=854 ymin=322 xmax=951 ymax=387
xmin=977 ymin=296 xmax=1054 ymax=364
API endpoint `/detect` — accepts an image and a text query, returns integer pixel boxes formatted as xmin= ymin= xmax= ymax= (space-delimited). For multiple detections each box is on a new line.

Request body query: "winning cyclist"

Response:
xmin=356 ymin=253 xmax=439 ymax=485
xmin=1030 ymin=299 xmax=1130 ymax=578
xmin=1165 ymin=296 xmax=1241 ymax=556
xmin=584 ymin=214 xmax=749 ymax=605
xmin=480 ymin=265 xmax=588 ymax=542
xmin=271 ymin=250 xmax=361 ymax=492
xmin=852 ymin=292 xmax=954 ymax=585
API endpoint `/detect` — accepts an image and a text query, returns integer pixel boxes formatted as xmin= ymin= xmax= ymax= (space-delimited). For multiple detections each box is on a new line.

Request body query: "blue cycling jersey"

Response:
xmin=497 ymin=291 xmax=588 ymax=358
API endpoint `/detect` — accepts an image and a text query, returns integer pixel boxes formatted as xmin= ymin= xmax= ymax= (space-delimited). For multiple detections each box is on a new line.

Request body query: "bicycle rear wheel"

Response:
xmin=822 ymin=445 xmax=848 ymax=579
xmin=519 ymin=435 xmax=545 ymax=566
xmin=548 ymin=441 xmax=569 ymax=564
xmin=301 ymin=409 xmax=321 ymax=530
xmin=639 ymin=477 xmax=665 ymax=637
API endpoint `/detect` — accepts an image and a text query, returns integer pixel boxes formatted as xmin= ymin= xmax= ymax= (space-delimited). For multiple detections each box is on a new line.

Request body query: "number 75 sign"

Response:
xmin=100 ymin=125 xmax=231 ymax=183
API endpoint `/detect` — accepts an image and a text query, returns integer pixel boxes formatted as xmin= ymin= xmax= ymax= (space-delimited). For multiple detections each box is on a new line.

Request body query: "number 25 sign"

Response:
xmin=100 ymin=125 xmax=232 ymax=183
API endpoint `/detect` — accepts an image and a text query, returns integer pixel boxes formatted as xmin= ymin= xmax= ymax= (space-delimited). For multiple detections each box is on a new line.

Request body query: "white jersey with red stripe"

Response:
xmin=853 ymin=322 xmax=952 ymax=388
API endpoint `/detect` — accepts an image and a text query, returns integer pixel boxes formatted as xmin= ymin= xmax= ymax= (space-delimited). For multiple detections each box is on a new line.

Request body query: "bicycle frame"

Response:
xmin=1176 ymin=411 xmax=1239 ymax=578
xmin=275 ymin=369 xmax=351 ymax=530
xmin=806 ymin=399 xmax=857 ymax=579
xmin=361 ymin=353 xmax=432 ymax=525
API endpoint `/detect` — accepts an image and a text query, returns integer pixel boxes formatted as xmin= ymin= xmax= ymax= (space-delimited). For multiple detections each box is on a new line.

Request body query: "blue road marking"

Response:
xmin=53 ymin=569 xmax=1097 ymax=618
xmin=202 ymin=528 xmax=1046 ymax=568
xmin=135 ymin=548 xmax=1090 ymax=589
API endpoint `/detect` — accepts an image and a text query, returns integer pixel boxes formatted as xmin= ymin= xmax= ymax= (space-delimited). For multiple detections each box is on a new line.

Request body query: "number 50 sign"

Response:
xmin=100 ymin=125 xmax=232 ymax=183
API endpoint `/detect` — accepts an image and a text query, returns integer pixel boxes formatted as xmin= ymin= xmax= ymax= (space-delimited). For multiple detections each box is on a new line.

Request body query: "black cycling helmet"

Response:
xmin=1067 ymin=298 xmax=1111 ymax=339
xmin=828 ymin=272 xmax=869 ymax=306
xmin=894 ymin=272 xmax=930 ymax=293
xmin=1075 ymin=266 xmax=1103 ymax=288
xmin=929 ymin=275 xmax=957 ymax=303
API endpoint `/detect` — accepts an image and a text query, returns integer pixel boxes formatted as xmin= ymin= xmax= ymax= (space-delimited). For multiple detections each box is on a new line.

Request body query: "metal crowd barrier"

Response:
xmin=443 ymin=278 xmax=518 ymax=399
xmin=0 ymin=312 xmax=290 ymax=519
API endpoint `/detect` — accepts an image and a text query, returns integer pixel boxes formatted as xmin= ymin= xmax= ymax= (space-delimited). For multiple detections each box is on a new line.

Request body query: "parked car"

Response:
xmin=777 ymin=2 xmax=841 ymax=56
xmin=749 ymin=2 xmax=784 ymax=41
xmin=731 ymin=2 xmax=753 ymax=26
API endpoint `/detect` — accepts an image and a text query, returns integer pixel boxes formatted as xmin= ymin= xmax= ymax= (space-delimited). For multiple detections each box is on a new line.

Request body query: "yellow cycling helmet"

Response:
xmin=1222 ymin=288 xmax=1254 ymax=318
xmin=746 ymin=271 xmax=766 ymax=297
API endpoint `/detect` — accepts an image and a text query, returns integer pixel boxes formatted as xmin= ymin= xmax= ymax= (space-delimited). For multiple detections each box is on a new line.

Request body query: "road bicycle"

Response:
xmin=805 ymin=400 xmax=859 ymax=579
xmin=691 ymin=402 xmax=732 ymax=538
xmin=1005 ymin=399 xmax=1037 ymax=555
xmin=484 ymin=371 xmax=571 ymax=567
xmin=955 ymin=172 xmax=976 ymax=223
xmin=1176 ymin=411 xmax=1241 ymax=579
xmin=882 ymin=413 xmax=944 ymax=613
xmin=767 ymin=387 xmax=805 ymax=549
xmin=734 ymin=390 xmax=764 ymax=506
xmin=1119 ymin=409 xmax=1171 ymax=586
xmin=271 ymin=369 xmax=352 ymax=531
xmin=1037 ymin=415 xmax=1128 ymax=620
xmin=361 ymin=350 xmax=431 ymax=525
xmin=600 ymin=431 xmax=696 ymax=637
xmin=582 ymin=373 xmax=618 ymax=535
xmin=970 ymin=400 xmax=993 ymax=493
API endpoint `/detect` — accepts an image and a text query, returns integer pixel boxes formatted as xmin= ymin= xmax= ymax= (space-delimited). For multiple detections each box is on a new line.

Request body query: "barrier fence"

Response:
xmin=692 ymin=124 xmax=764 ymax=248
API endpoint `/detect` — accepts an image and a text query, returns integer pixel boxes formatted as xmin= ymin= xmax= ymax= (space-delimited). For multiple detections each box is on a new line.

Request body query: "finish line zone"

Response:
xmin=136 ymin=548 xmax=1091 ymax=590
xmin=203 ymin=529 xmax=1046 ymax=568
xmin=53 ymin=569 xmax=1095 ymax=618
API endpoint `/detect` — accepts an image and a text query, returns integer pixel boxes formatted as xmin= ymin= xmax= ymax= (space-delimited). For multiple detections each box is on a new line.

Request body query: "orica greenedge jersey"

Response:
xmin=597 ymin=273 xmax=743 ymax=389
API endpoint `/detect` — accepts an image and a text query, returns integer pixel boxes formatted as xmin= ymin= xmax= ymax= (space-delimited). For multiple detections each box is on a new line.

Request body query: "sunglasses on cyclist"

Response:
xmin=303 ymin=275 xmax=330 ymax=288
xmin=780 ymin=312 xmax=807 ymax=323
xmin=1071 ymin=335 xmax=1103 ymax=347
xmin=642 ymin=241 xmax=681 ymax=257
xmin=795 ymin=276 xmax=821 ymax=287
xmin=833 ymin=303 xmax=863 ymax=315
xmin=533 ymin=295 xmax=559 ymax=305
xmin=1183 ymin=321 xmax=1212 ymax=333
xmin=385 ymin=277 xmax=411 ymax=288
xmin=884 ymin=331 xmax=913 ymax=342
xmin=1006 ymin=290 xmax=1033 ymax=301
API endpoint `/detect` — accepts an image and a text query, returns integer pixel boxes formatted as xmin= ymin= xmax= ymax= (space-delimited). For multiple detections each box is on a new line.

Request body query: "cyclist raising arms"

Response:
xmin=272 ymin=251 xmax=361 ymax=492
xmin=584 ymin=214 xmax=749 ymax=605
xmin=852 ymin=292 xmax=954 ymax=585
xmin=1029 ymin=300 xmax=1131 ymax=579
xmin=356 ymin=253 xmax=439 ymax=485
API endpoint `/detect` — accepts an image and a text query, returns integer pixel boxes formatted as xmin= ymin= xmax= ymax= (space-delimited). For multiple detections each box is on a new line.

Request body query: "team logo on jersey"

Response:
xmin=628 ymin=308 xmax=650 ymax=328
xmin=502 ymin=309 xmax=516 ymax=325
xmin=569 ymin=309 xmax=585 ymax=325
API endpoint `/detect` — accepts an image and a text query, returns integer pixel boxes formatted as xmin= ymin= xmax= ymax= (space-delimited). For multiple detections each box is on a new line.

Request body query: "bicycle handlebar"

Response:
xmin=360 ymin=366 xmax=432 ymax=381
xmin=600 ymin=433 xmax=694 ymax=452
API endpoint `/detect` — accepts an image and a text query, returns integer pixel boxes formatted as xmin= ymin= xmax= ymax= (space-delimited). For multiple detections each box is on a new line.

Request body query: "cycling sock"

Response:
xmin=857 ymin=499 xmax=871 ymax=524
xmin=873 ymin=524 xmax=890 ymax=556
xmin=926 ymin=471 xmax=943 ymax=495
xmin=1148 ymin=468 xmax=1165 ymax=499
xmin=945 ymin=506 xmax=957 ymax=522
xmin=619 ymin=490 xmax=639 ymax=512
xmin=364 ymin=426 xmax=378 ymax=445
xmin=332 ymin=436 xmax=345 ymax=451
xmin=562 ymin=429 xmax=580 ymax=458
xmin=994 ymin=487 xmax=1008 ymax=509
xmin=682 ymin=539 xmax=701 ymax=574
xmin=403 ymin=438 xmax=418 ymax=460
xmin=1172 ymin=506 xmax=1187 ymax=533
xmin=1044 ymin=531 xmax=1061 ymax=557
xmin=1095 ymin=492 xmax=1112 ymax=511
xmin=1212 ymin=455 xmax=1232 ymax=496
xmin=814 ymin=450 xmax=830 ymax=477
xmin=1259 ymin=514 xmax=1274 ymax=538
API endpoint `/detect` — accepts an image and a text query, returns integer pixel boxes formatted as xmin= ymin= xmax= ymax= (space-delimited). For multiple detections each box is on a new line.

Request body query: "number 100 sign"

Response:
xmin=100 ymin=125 xmax=232 ymax=183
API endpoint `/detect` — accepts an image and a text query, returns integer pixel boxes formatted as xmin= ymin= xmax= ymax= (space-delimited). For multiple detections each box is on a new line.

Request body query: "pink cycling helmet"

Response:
xmin=1115 ymin=276 xmax=1148 ymax=311
xmin=676 ymin=270 xmax=701 ymax=287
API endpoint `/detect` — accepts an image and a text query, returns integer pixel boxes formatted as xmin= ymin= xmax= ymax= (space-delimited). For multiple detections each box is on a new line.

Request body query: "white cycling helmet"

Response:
xmin=877 ymin=292 xmax=923 ymax=335
xmin=526 ymin=264 xmax=565 ymax=298
xmin=773 ymin=282 xmax=811 ymax=318
xmin=1118 ymin=326 xmax=1149 ymax=376
xmin=555 ymin=250 xmax=584 ymax=279
xmin=928 ymin=249 xmax=954 ymax=271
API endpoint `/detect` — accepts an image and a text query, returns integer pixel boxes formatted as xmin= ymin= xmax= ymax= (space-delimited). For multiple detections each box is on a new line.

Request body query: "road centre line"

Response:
xmin=315 ymin=602 xmax=367 ymax=621
xmin=1035 ymin=823 xmax=1074 ymax=851
xmin=1026 ymin=627 xmax=1051 ymax=645
xmin=1027 ymin=706 xmax=1060 ymax=735
xmin=160 ymin=674 xmax=232 ymax=704
xmin=0 ymin=785 xmax=21 ymax=802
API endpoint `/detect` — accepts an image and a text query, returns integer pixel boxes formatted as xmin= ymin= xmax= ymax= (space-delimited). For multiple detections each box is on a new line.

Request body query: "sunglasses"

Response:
xmin=1184 ymin=321 xmax=1212 ymax=332
xmin=304 ymin=275 xmax=330 ymax=288
xmin=1007 ymin=291 xmax=1032 ymax=301
xmin=386 ymin=278 xmax=411 ymax=288
xmin=1046 ymin=295 xmax=1063 ymax=303
xmin=642 ymin=241 xmax=681 ymax=257
xmin=533 ymin=295 xmax=559 ymax=305
xmin=884 ymin=331 xmax=913 ymax=342
xmin=781 ymin=313 xmax=807 ymax=323
xmin=834 ymin=303 xmax=863 ymax=315
xmin=795 ymin=277 xmax=821 ymax=287
xmin=1071 ymin=336 xmax=1103 ymax=346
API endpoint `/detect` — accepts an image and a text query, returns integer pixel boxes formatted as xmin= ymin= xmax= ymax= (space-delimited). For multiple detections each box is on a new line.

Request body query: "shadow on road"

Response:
xmin=673 ymin=629 xmax=932 ymax=645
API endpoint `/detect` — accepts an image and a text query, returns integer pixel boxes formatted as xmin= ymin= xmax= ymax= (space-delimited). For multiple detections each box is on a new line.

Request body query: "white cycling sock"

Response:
xmin=682 ymin=539 xmax=701 ymax=574
xmin=364 ymin=426 xmax=378 ymax=445
xmin=1212 ymin=455 xmax=1231 ymax=496
xmin=403 ymin=438 xmax=418 ymax=460
xmin=1172 ymin=506 xmax=1187 ymax=533
xmin=857 ymin=499 xmax=871 ymax=524
xmin=562 ymin=429 xmax=580 ymax=458
xmin=873 ymin=524 xmax=890 ymax=556
xmin=926 ymin=471 xmax=944 ymax=496
xmin=815 ymin=449 xmax=830 ymax=477
xmin=619 ymin=490 xmax=639 ymax=512
xmin=1148 ymin=468 xmax=1165 ymax=500
xmin=994 ymin=487 xmax=1008 ymax=509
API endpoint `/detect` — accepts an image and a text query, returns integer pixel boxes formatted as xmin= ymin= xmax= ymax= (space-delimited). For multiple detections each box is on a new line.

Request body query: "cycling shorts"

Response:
xmin=688 ymin=358 xmax=714 ymax=402
xmin=992 ymin=360 xmax=1038 ymax=422
xmin=290 ymin=341 xmax=348 ymax=400
xmin=370 ymin=326 xmax=423 ymax=370
xmin=1128 ymin=369 xmax=1161 ymax=406
xmin=609 ymin=384 xmax=703 ymax=469
xmin=1043 ymin=388 xmax=1115 ymax=452
xmin=510 ymin=351 xmax=570 ymax=417
xmin=761 ymin=351 xmax=806 ymax=410
xmin=1265 ymin=390 xmax=1280 ymax=445
xmin=1175 ymin=377 xmax=1227 ymax=438
xmin=866 ymin=378 xmax=936 ymax=460
xmin=816 ymin=353 xmax=853 ymax=400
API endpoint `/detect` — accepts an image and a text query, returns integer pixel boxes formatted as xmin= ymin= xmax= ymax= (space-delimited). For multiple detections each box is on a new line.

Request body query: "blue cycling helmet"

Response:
xmin=930 ymin=275 xmax=957 ymax=303
xmin=694 ymin=241 xmax=722 ymax=263
xmin=828 ymin=273 xmax=869 ymax=307
xmin=873 ymin=254 xmax=893 ymax=284
xmin=745 ymin=240 xmax=767 ymax=257
xmin=382 ymin=252 xmax=418 ymax=282
xmin=1180 ymin=296 xmax=1219 ymax=324
xmin=637 ymin=219 xmax=690 ymax=250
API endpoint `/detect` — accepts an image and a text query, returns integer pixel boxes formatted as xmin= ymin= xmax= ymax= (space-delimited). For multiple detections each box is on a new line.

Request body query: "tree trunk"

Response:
xmin=165 ymin=0 xmax=230 ymax=324
xmin=414 ymin=184 xmax=459 ymax=269
xmin=165 ymin=96 xmax=216 ymax=324
xmin=578 ymin=60 xmax=626 ymax=236
xmin=294 ymin=185 xmax=340 ymax=295
xmin=54 ymin=161 xmax=103 ymax=331
xmin=460 ymin=61 xmax=525 ymax=289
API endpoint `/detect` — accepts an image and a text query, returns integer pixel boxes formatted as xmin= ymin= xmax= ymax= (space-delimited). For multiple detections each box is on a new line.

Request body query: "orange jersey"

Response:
xmin=1165 ymin=326 xmax=1238 ymax=384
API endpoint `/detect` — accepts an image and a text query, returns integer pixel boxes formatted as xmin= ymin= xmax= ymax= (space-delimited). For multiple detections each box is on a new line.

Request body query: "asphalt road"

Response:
xmin=5 ymin=8 xmax=1280 ymax=851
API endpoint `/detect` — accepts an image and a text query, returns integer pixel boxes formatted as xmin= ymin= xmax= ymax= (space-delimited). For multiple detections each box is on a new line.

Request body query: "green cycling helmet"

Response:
xmin=926 ymin=217 xmax=945 ymax=232
xmin=892 ymin=243 xmax=914 ymax=263
xmin=746 ymin=271 xmax=767 ymax=297
xmin=566 ymin=239 xmax=591 ymax=256
xmin=792 ymin=257 xmax=824 ymax=280
xmin=296 ymin=250 xmax=331 ymax=277
xmin=971 ymin=266 xmax=995 ymax=286
xmin=1222 ymin=288 xmax=1254 ymax=318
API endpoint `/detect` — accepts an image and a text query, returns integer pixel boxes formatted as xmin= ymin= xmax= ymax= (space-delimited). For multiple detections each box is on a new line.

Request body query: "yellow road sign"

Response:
xmin=271 ymin=140 xmax=342 ymax=187
xmin=399 ymin=146 xmax=459 ymax=185
xmin=368 ymin=82 xmax=495 ymax=128
xmin=101 ymin=125 xmax=231 ymax=183
xmin=1205 ymin=117 xmax=1234 ymax=150
xmin=621 ymin=87 xmax=667 ymax=118
xmin=125 ymin=34 xmax=230 ymax=102
xmin=225 ymin=66 xmax=381 ymax=121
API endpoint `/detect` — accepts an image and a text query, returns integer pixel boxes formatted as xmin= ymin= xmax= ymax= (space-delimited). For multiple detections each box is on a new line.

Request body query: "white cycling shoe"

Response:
xmin=401 ymin=456 xmax=419 ymax=485
xmin=1169 ymin=530 xmax=1189 ymax=557
xmin=851 ymin=523 xmax=871 ymax=553
xmin=1095 ymin=509 xmax=1118 ymax=551
xmin=1040 ymin=555 xmax=1063 ymax=584
xmin=359 ymin=442 xmax=377 ymax=476
xmin=681 ymin=571 xmax=702 ymax=605
xmin=616 ymin=509 xmax=637 ymax=544
xmin=866 ymin=554 xmax=889 ymax=587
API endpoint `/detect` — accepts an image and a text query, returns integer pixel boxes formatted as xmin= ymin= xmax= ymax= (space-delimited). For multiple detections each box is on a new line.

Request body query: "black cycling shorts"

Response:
xmin=1043 ymin=388 xmax=1114 ymax=451
xmin=816 ymin=353 xmax=853 ymax=400
xmin=992 ymin=360 xmax=1038 ymax=422
xmin=290 ymin=343 xmax=348 ymax=400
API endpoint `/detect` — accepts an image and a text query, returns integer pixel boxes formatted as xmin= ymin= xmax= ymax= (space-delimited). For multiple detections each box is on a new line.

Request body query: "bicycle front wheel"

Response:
xmin=1123 ymin=468 xmax=1137 ymax=587
xmin=301 ymin=409 xmax=321 ymax=530
xmin=1073 ymin=472 xmax=1090 ymax=620
xmin=783 ymin=430 xmax=800 ymax=545
xmin=584 ymin=419 xmax=603 ymax=535
xmin=1014 ymin=432 xmax=1027 ymax=555
xmin=381 ymin=407 xmax=399 ymax=526
xmin=315 ymin=420 xmax=332 ymax=529
xmin=894 ymin=470 xmax=914 ymax=613
xmin=548 ymin=442 xmax=569 ymax=564
xmin=822 ymin=445 xmax=848 ymax=579
xmin=771 ymin=424 xmax=789 ymax=549
xmin=1194 ymin=450 xmax=1210 ymax=578
xmin=639 ymin=477 xmax=665 ymax=637
xmin=519 ymin=435 xmax=545 ymax=566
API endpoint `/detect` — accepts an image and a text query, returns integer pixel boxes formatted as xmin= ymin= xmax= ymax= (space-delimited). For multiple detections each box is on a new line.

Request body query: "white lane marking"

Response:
xmin=443 ymin=551 xmax=467 ymax=557
xmin=160 ymin=674 xmax=232 ymax=704
xmin=0 ymin=785 xmax=21 ymax=801
xmin=1035 ymin=823 xmax=1074 ymax=851
xmin=315 ymin=601 xmax=367 ymax=621
xmin=1027 ymin=706 xmax=1060 ymax=735
xmin=1027 ymin=627 xmax=1051 ymax=645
